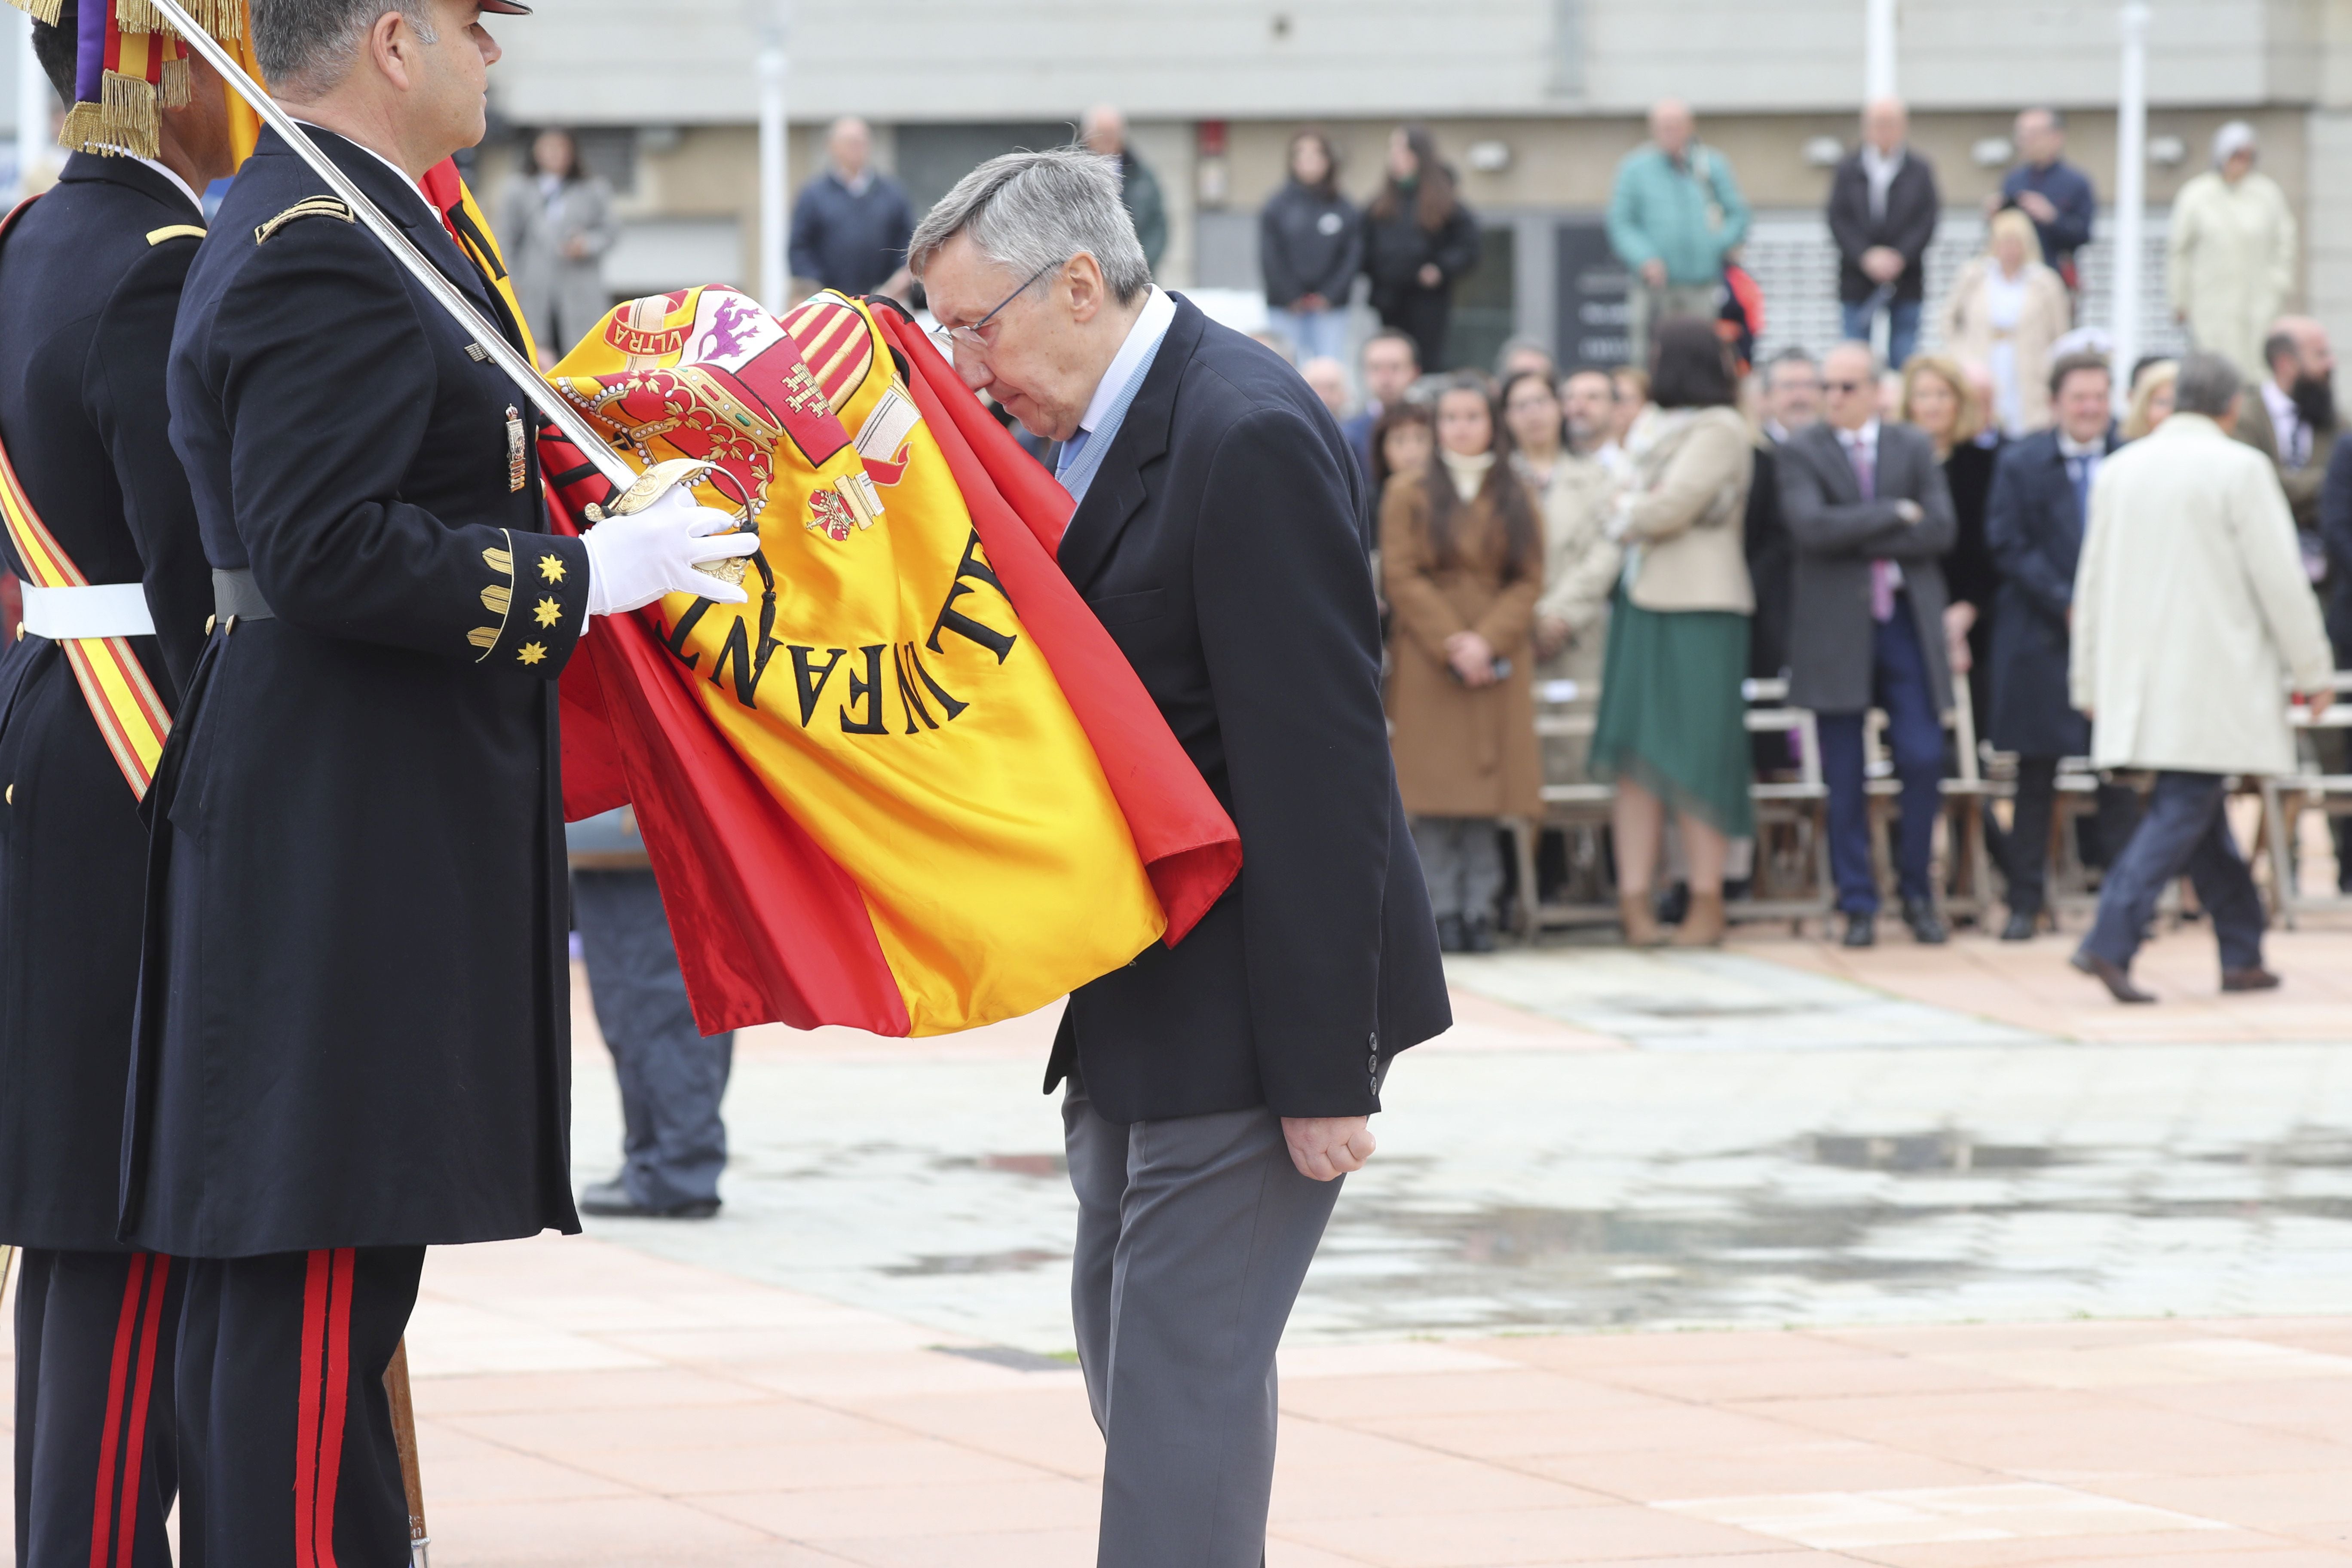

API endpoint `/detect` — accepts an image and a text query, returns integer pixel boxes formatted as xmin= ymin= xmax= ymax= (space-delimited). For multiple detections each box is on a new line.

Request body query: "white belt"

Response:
xmin=18 ymin=582 xmax=156 ymax=641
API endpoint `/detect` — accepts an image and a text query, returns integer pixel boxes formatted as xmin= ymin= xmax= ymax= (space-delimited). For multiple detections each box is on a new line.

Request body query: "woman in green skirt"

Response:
xmin=1591 ymin=318 xmax=1757 ymax=946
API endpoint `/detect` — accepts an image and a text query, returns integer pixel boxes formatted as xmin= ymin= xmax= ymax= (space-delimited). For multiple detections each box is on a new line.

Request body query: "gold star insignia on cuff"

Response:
xmin=539 ymin=555 xmax=566 ymax=583
xmin=517 ymin=641 xmax=548 ymax=666
xmin=533 ymin=596 xmax=562 ymax=627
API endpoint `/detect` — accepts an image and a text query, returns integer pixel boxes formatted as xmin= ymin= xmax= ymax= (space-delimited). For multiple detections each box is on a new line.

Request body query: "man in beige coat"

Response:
xmin=2167 ymin=122 xmax=2298 ymax=382
xmin=2070 ymin=352 xmax=2335 ymax=1002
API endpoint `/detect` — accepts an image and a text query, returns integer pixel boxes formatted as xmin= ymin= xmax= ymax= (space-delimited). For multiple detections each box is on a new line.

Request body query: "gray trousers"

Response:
xmin=1410 ymin=815 xmax=1506 ymax=922
xmin=574 ymin=870 xmax=734 ymax=1208
xmin=1062 ymin=1078 xmax=1343 ymax=1568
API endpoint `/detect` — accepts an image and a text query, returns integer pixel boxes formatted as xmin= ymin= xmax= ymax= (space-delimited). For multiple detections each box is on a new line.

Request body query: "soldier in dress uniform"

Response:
xmin=122 ymin=1 xmax=753 ymax=1561
xmin=0 ymin=8 xmax=236 ymax=1563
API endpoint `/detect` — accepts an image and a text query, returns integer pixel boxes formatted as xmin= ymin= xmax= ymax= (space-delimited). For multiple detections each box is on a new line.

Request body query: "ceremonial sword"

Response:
xmin=144 ymin=0 xmax=713 ymax=523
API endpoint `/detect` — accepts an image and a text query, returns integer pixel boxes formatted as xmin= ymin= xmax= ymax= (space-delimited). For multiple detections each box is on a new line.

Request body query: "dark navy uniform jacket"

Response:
xmin=122 ymin=127 xmax=592 ymax=1257
xmin=0 ymin=155 xmax=213 ymax=1252
xmin=1043 ymin=296 xmax=1450 ymax=1124
xmin=1984 ymin=427 xmax=2120 ymax=759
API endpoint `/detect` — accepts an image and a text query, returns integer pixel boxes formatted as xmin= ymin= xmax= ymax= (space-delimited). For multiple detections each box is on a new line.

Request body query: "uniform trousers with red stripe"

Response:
xmin=175 ymin=1246 xmax=424 ymax=1568
xmin=12 ymin=1248 xmax=183 ymax=1568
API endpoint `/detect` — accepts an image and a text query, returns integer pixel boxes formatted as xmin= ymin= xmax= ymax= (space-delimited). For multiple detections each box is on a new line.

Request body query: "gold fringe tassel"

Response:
xmin=63 ymin=69 xmax=162 ymax=159
xmin=0 ymin=0 xmax=66 ymax=25
xmin=113 ymin=0 xmax=247 ymax=43
xmin=113 ymin=0 xmax=162 ymax=33
xmin=158 ymin=51 xmax=189 ymax=107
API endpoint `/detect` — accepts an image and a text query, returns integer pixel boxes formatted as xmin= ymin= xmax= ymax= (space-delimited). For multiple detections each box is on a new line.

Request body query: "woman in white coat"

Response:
xmin=2167 ymin=122 xmax=2298 ymax=382
xmin=2068 ymin=353 xmax=2335 ymax=1003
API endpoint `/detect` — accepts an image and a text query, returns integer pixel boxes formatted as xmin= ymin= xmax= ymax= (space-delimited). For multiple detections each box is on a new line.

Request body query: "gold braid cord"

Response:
xmin=6 ymin=0 xmax=247 ymax=160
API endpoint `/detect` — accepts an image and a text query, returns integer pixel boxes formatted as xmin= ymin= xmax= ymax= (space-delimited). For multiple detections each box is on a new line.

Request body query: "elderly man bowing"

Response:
xmin=2071 ymin=352 xmax=2335 ymax=1002
xmin=910 ymin=149 xmax=1449 ymax=1568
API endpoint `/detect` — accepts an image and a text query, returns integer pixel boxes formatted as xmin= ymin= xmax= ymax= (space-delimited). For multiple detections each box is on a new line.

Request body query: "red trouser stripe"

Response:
xmin=311 ymin=1249 xmax=355 ymax=1568
xmin=110 ymin=1256 xmax=171 ymax=1568
xmin=86 ymin=1253 xmax=149 ymax=1568
xmin=294 ymin=1250 xmax=330 ymax=1567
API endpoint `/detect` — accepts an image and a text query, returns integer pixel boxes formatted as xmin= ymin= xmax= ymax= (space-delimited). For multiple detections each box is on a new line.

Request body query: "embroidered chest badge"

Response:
xmin=505 ymin=405 xmax=527 ymax=492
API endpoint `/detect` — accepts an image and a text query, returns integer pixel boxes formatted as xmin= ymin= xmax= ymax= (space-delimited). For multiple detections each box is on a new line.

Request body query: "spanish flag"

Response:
xmin=544 ymin=288 xmax=1240 ymax=1037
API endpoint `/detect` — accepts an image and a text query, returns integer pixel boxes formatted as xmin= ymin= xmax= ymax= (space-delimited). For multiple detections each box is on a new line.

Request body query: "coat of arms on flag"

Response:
xmin=545 ymin=289 xmax=1242 ymax=1038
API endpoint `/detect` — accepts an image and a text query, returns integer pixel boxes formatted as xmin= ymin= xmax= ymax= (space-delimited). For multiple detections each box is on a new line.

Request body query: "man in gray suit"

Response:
xmin=1780 ymin=341 xmax=1959 ymax=946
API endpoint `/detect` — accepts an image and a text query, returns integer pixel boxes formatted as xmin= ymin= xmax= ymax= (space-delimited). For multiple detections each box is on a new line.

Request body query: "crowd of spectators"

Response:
xmin=1280 ymin=101 xmax=2352 ymax=999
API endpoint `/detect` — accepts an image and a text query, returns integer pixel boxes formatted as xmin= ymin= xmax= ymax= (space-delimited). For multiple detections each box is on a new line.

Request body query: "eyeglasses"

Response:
xmin=931 ymin=258 xmax=1063 ymax=352
xmin=1823 ymin=379 xmax=1871 ymax=394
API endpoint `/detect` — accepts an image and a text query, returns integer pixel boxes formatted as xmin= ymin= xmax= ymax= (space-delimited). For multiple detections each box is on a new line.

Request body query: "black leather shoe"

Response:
xmin=1841 ymin=912 xmax=1876 ymax=948
xmin=1463 ymin=916 xmax=1498 ymax=953
xmin=1999 ymin=911 xmax=2038 ymax=942
xmin=2070 ymin=949 xmax=2156 ymax=1004
xmin=1435 ymin=915 xmax=1467 ymax=953
xmin=1902 ymin=898 xmax=1949 ymax=945
xmin=2221 ymin=966 xmax=2282 ymax=993
xmin=579 ymin=1179 xmax=720 ymax=1219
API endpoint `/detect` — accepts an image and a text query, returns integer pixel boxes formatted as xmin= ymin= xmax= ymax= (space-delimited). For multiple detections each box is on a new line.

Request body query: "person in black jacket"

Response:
xmin=912 ymin=147 xmax=1448 ymax=1568
xmin=135 ymin=4 xmax=754 ymax=1559
xmin=1830 ymin=98 xmax=1941 ymax=372
xmin=788 ymin=116 xmax=916 ymax=299
xmin=1260 ymin=128 xmax=1360 ymax=366
xmin=1361 ymin=124 xmax=1479 ymax=373
xmin=0 ymin=9 xmax=235 ymax=1560
xmin=2319 ymin=434 xmax=2352 ymax=890
xmin=1984 ymin=353 xmax=2133 ymax=939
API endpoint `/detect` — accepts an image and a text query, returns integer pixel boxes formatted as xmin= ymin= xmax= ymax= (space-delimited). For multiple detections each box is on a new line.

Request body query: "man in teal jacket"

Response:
xmin=1608 ymin=98 xmax=1751 ymax=369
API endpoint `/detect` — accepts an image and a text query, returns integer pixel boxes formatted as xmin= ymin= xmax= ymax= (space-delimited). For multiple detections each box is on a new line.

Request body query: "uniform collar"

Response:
xmin=132 ymin=156 xmax=205 ymax=214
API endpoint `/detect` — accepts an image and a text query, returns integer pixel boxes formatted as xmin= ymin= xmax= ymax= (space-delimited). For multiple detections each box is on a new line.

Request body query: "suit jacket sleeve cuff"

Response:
xmin=470 ymin=531 xmax=590 ymax=678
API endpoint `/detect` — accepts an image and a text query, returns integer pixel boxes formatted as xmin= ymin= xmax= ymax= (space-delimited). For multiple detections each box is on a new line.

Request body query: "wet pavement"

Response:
xmin=571 ymin=932 xmax=2352 ymax=1355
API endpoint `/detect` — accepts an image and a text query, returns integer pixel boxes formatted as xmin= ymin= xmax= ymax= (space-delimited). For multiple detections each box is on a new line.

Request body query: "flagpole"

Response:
xmin=756 ymin=2 xmax=790 ymax=314
xmin=138 ymin=0 xmax=637 ymax=494
xmin=2111 ymin=1 xmax=2150 ymax=413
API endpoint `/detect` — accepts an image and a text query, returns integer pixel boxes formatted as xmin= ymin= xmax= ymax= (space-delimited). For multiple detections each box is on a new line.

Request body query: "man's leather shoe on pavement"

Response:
xmin=2221 ymin=967 xmax=2282 ymax=993
xmin=1902 ymin=897 xmax=1948 ymax=945
xmin=1841 ymin=912 xmax=1875 ymax=948
xmin=1999 ymin=911 xmax=2037 ymax=942
xmin=579 ymin=1178 xmax=720 ymax=1219
xmin=2071 ymin=949 xmax=2156 ymax=1004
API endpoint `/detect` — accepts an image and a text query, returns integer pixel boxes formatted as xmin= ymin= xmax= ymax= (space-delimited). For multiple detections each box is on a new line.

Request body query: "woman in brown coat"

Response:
xmin=1383 ymin=374 xmax=1545 ymax=951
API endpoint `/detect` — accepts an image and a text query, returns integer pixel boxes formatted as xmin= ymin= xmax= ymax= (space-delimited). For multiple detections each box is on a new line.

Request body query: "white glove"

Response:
xmin=581 ymin=485 xmax=761 ymax=615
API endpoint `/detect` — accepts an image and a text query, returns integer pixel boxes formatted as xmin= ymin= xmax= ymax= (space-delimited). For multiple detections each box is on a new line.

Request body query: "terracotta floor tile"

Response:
xmin=424 ymin=1495 xmax=787 ymax=1563
xmin=412 ymin=1422 xmax=635 ymax=1504
xmin=1265 ymin=1542 xmax=1386 ymax=1568
xmin=801 ymin=1526 xmax=1098 ymax=1568
xmin=1269 ymin=1455 xmax=1613 ymax=1521
xmin=740 ymin=1354 xmax=1088 ymax=1403
xmin=1840 ymin=1531 xmax=2312 ymax=1567
xmin=694 ymin=1476 xmax=1099 ymax=1539
xmin=1473 ymin=1332 xmax=1871 ymax=1373
xmin=1760 ymin=1392 xmax=2352 ymax=1476
xmin=1285 ymin=1371 xmax=1675 ymax=1424
xmin=440 ymin=1398 xmax=903 ymax=1456
xmin=1523 ymin=1440 xmax=1998 ymax=1503
xmin=2061 ymin=1473 xmax=2352 ymax=1531
xmin=2122 ymin=1378 xmax=2352 ymax=1445
xmin=413 ymin=1366 xmax=775 ymax=1415
xmin=1590 ymin=1356 xmax=2029 ymax=1405
xmin=1357 ymin=1403 xmax=1809 ymax=1461
xmin=568 ymin=1436 xmax=1055 ymax=1496
xmin=848 ymin=1387 xmax=1105 ymax=1477
xmin=1278 ymin=1502 xmax=1783 ymax=1566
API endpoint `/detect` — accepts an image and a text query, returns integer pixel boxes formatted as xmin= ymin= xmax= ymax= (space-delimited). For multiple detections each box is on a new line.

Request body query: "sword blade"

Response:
xmin=141 ymin=0 xmax=635 ymax=493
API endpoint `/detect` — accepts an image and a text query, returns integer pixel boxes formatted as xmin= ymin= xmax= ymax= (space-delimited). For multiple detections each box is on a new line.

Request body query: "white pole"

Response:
xmin=1865 ymin=0 xmax=1899 ymax=101
xmin=756 ymin=7 xmax=789 ymax=315
xmin=15 ymin=9 xmax=52 ymax=202
xmin=2111 ymin=1 xmax=2149 ymax=410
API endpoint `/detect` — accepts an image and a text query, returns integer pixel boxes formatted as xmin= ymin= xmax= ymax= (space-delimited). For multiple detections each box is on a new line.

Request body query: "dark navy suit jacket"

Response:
xmin=1984 ymin=427 xmax=2117 ymax=757
xmin=1045 ymin=295 xmax=1449 ymax=1123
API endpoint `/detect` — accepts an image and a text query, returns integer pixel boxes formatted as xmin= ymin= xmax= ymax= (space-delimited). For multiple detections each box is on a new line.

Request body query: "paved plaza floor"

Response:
xmin=9 ymin=916 xmax=2352 ymax=1564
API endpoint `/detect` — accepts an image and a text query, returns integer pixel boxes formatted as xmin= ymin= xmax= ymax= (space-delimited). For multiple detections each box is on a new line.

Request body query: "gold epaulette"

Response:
xmin=254 ymin=197 xmax=353 ymax=246
xmin=147 ymin=224 xmax=207 ymax=246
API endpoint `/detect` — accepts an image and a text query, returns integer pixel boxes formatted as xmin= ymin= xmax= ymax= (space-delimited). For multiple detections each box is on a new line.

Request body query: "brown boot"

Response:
xmin=1674 ymin=889 xmax=1727 ymax=948
xmin=1619 ymin=891 xmax=1664 ymax=947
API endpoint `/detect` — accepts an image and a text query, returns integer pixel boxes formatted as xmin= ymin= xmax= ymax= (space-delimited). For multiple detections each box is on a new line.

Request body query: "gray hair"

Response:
xmin=2173 ymin=351 xmax=2242 ymax=418
xmin=906 ymin=147 xmax=1151 ymax=307
xmin=253 ymin=0 xmax=438 ymax=94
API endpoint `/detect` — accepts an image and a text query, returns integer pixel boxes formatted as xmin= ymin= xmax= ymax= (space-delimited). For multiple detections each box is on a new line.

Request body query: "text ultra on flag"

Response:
xmin=545 ymin=288 xmax=1239 ymax=1037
